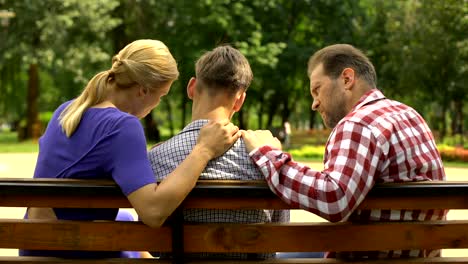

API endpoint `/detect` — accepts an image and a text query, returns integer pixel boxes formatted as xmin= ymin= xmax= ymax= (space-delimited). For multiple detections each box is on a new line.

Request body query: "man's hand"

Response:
xmin=241 ymin=130 xmax=282 ymax=153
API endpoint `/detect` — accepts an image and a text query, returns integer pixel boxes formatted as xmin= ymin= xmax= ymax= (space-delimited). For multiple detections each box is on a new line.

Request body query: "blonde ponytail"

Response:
xmin=59 ymin=71 xmax=109 ymax=137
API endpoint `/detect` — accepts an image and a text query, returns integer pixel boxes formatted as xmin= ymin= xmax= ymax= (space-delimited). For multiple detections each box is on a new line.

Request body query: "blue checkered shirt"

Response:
xmin=148 ymin=119 xmax=289 ymax=259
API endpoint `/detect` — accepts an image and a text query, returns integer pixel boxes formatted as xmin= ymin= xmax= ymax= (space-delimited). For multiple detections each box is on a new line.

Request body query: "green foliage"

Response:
xmin=0 ymin=0 xmax=466 ymax=141
xmin=438 ymin=145 xmax=468 ymax=163
xmin=440 ymin=134 xmax=468 ymax=150
xmin=0 ymin=0 xmax=121 ymax=122
xmin=378 ymin=0 xmax=467 ymax=140
xmin=289 ymin=145 xmax=325 ymax=160
xmin=38 ymin=111 xmax=54 ymax=128
xmin=288 ymin=143 xmax=468 ymax=163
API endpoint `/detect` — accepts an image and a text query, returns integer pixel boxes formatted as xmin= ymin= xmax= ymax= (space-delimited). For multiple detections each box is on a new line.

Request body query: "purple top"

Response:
xmin=22 ymin=101 xmax=155 ymax=258
xmin=35 ymin=101 xmax=156 ymax=189
xmin=33 ymin=101 xmax=155 ymax=219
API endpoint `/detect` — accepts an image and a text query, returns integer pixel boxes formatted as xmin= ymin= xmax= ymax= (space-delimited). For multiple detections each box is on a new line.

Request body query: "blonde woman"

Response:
xmin=21 ymin=39 xmax=240 ymax=258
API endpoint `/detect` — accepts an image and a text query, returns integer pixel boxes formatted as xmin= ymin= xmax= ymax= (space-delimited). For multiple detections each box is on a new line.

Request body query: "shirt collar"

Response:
xmin=179 ymin=119 xmax=210 ymax=135
xmin=350 ymin=88 xmax=386 ymax=112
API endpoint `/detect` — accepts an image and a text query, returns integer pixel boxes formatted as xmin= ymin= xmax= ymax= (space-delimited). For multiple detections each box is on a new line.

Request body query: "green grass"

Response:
xmin=285 ymin=150 xmax=468 ymax=168
xmin=289 ymin=145 xmax=325 ymax=159
xmin=0 ymin=131 xmax=39 ymax=152
xmin=0 ymin=143 xmax=39 ymax=152
xmin=0 ymin=131 xmax=18 ymax=143
xmin=0 ymin=131 xmax=165 ymax=153
xmin=443 ymin=161 xmax=468 ymax=168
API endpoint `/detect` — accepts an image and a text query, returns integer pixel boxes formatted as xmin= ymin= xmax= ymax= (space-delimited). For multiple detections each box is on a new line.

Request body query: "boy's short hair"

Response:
xmin=195 ymin=45 xmax=253 ymax=95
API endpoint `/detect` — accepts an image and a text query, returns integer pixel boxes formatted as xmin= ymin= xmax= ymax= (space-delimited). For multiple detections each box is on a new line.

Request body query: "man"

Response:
xmin=242 ymin=44 xmax=446 ymax=259
xmin=148 ymin=45 xmax=288 ymax=259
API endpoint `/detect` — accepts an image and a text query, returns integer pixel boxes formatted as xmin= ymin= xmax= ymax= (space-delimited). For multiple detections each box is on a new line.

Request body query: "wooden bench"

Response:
xmin=0 ymin=178 xmax=467 ymax=263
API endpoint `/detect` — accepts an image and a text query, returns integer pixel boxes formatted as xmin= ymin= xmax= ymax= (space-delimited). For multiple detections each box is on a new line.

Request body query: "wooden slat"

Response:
xmin=0 ymin=257 xmax=468 ymax=264
xmin=1 ymin=180 xmax=467 ymax=264
xmin=1 ymin=194 xmax=467 ymax=210
xmin=0 ymin=219 xmax=171 ymax=252
xmin=1 ymin=179 xmax=468 ymax=210
xmin=0 ymin=257 xmax=167 ymax=264
xmin=181 ymin=196 xmax=291 ymax=209
xmin=183 ymin=221 xmax=468 ymax=253
xmin=1 ymin=220 xmax=468 ymax=252
xmin=356 ymin=196 xmax=468 ymax=210
xmin=182 ymin=195 xmax=468 ymax=210
xmin=0 ymin=194 xmax=131 ymax=208
xmin=2 ymin=179 xmax=467 ymax=197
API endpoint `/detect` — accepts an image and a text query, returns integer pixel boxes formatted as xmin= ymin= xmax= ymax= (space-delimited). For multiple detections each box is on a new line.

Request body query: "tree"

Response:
xmin=383 ymin=0 xmax=467 ymax=140
xmin=0 ymin=0 xmax=120 ymax=140
xmin=0 ymin=0 xmax=465 ymax=143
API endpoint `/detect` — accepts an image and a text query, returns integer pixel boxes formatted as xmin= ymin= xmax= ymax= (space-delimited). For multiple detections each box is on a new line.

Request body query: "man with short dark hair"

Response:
xmin=149 ymin=45 xmax=288 ymax=259
xmin=242 ymin=44 xmax=446 ymax=259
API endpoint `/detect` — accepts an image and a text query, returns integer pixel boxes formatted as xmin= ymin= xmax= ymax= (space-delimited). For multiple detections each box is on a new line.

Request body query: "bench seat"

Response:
xmin=0 ymin=179 xmax=467 ymax=263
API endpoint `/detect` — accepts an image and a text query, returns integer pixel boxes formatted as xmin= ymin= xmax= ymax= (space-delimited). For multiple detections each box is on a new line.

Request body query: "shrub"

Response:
xmin=441 ymin=134 xmax=468 ymax=149
xmin=289 ymin=145 xmax=325 ymax=160
xmin=438 ymin=145 xmax=468 ymax=162
xmin=39 ymin=112 xmax=54 ymax=128
xmin=289 ymin=143 xmax=467 ymax=163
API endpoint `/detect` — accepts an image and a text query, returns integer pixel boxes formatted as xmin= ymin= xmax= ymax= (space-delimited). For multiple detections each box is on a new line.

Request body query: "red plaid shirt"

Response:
xmin=249 ymin=89 xmax=446 ymax=259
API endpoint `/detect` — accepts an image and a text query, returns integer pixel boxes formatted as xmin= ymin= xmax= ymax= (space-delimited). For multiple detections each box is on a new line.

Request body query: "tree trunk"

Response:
xmin=164 ymin=99 xmax=174 ymax=137
xmin=266 ymin=104 xmax=275 ymax=128
xmin=111 ymin=2 xmax=129 ymax=53
xmin=22 ymin=63 xmax=40 ymax=141
xmin=144 ymin=113 xmax=160 ymax=142
xmin=453 ymin=99 xmax=463 ymax=135
xmin=440 ymin=102 xmax=448 ymax=141
xmin=281 ymin=97 xmax=290 ymax=124
xmin=258 ymin=97 xmax=264 ymax=129
xmin=180 ymin=88 xmax=189 ymax=130
xmin=178 ymin=73 xmax=190 ymax=130
xmin=0 ymin=66 xmax=5 ymax=114
xmin=266 ymin=93 xmax=279 ymax=128
xmin=309 ymin=109 xmax=316 ymax=130
xmin=453 ymin=99 xmax=464 ymax=147
xmin=237 ymin=109 xmax=246 ymax=129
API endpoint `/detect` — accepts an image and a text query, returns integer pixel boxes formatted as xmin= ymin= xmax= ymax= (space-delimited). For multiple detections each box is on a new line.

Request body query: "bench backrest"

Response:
xmin=0 ymin=179 xmax=468 ymax=263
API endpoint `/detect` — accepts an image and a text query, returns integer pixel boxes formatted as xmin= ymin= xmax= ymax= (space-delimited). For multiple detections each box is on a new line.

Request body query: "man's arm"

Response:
xmin=242 ymin=122 xmax=382 ymax=222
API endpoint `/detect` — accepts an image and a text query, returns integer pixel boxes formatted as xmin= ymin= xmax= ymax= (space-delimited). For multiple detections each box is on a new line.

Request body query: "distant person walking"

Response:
xmin=283 ymin=120 xmax=291 ymax=148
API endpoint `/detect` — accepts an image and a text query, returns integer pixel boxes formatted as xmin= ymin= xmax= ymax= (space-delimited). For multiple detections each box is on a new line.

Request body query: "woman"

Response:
xmin=20 ymin=39 xmax=240 ymax=258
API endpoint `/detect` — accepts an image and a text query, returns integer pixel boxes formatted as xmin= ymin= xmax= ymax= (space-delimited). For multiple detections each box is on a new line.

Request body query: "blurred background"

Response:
xmin=0 ymin=0 xmax=466 ymax=163
xmin=0 ymin=0 xmax=466 ymax=257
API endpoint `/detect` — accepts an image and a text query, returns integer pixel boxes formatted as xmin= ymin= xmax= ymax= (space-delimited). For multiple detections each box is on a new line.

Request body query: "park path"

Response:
xmin=0 ymin=153 xmax=466 ymax=256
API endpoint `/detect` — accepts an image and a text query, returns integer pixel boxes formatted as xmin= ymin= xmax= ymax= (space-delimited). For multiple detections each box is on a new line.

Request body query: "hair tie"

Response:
xmin=112 ymin=56 xmax=123 ymax=67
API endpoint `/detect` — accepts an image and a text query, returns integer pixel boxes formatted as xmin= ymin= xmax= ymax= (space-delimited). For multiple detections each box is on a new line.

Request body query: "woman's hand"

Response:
xmin=241 ymin=129 xmax=282 ymax=153
xmin=195 ymin=120 xmax=241 ymax=159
